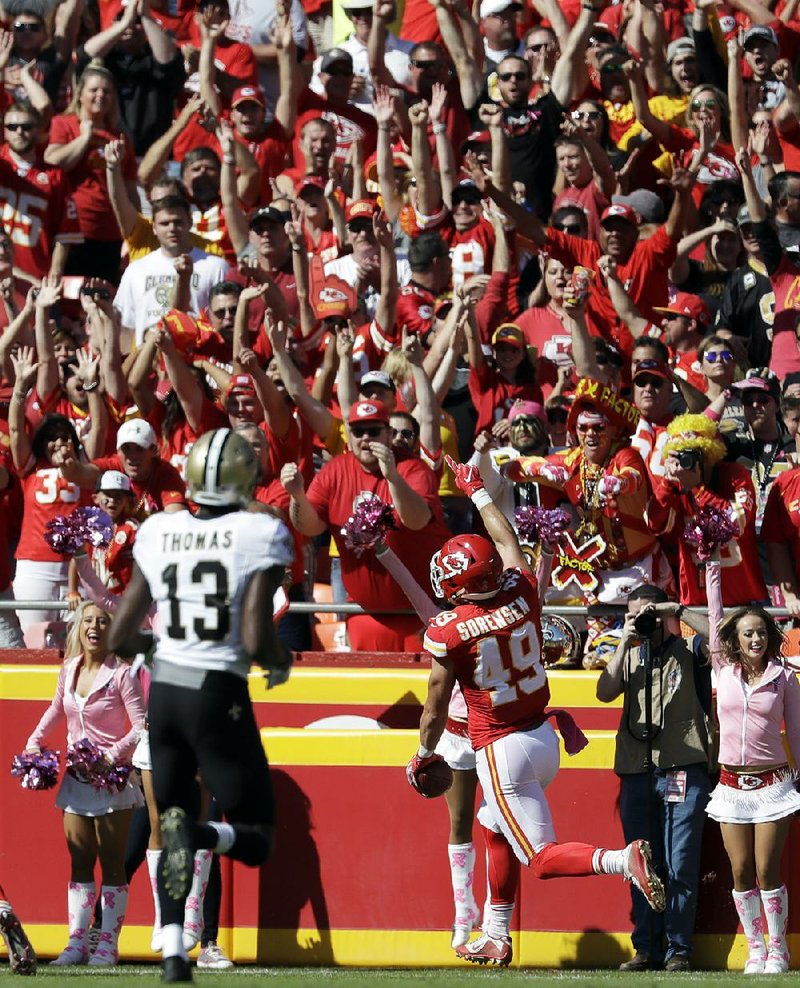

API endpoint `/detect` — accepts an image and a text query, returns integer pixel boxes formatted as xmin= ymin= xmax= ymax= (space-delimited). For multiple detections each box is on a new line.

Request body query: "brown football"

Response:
xmin=417 ymin=759 xmax=454 ymax=798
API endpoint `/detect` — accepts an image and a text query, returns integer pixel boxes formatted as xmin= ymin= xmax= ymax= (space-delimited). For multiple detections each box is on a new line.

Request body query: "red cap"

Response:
xmin=632 ymin=358 xmax=671 ymax=383
xmin=296 ymin=174 xmax=327 ymax=194
xmin=226 ymin=373 xmax=256 ymax=397
xmin=600 ymin=203 xmax=639 ymax=228
xmin=231 ymin=85 xmax=266 ymax=109
xmin=347 ymin=399 xmax=390 ymax=426
xmin=653 ymin=292 xmax=711 ymax=326
xmin=492 ymin=323 xmax=525 ymax=349
xmin=345 ymin=199 xmax=378 ymax=224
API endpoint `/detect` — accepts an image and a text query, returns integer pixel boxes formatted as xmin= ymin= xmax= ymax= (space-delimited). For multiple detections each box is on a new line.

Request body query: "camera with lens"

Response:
xmin=633 ymin=609 xmax=658 ymax=638
xmin=675 ymin=448 xmax=702 ymax=472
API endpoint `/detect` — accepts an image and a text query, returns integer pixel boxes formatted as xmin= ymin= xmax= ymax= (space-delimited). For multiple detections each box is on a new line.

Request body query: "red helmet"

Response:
xmin=430 ymin=535 xmax=504 ymax=602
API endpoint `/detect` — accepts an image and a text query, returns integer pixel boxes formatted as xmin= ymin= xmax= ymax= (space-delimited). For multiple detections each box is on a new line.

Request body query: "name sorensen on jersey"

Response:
xmin=454 ymin=595 xmax=531 ymax=642
xmin=160 ymin=529 xmax=234 ymax=553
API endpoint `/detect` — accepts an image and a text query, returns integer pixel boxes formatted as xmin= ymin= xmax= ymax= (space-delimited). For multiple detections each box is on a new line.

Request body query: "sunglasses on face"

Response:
xmin=410 ymin=59 xmax=440 ymax=70
xmin=635 ymin=375 xmax=666 ymax=389
xmin=554 ymin=222 xmax=583 ymax=235
xmin=392 ymin=427 xmax=416 ymax=441
xmin=572 ymin=110 xmax=601 ymax=121
xmin=577 ymin=423 xmax=607 ymax=434
xmin=5 ymin=122 xmax=34 ymax=132
xmin=351 ymin=425 xmax=384 ymax=438
xmin=498 ymin=71 xmax=529 ymax=82
xmin=742 ymin=392 xmax=772 ymax=406
xmin=600 ymin=63 xmax=625 ymax=75
xmin=14 ymin=21 xmax=42 ymax=31
xmin=211 ymin=305 xmax=237 ymax=318
xmin=703 ymin=349 xmax=733 ymax=363
xmin=511 ymin=416 xmax=539 ymax=428
xmin=691 ymin=98 xmax=718 ymax=111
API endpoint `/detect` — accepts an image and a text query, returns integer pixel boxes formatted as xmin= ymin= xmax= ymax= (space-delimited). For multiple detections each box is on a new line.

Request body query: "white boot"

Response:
xmin=88 ymin=885 xmax=128 ymax=966
xmin=183 ymin=850 xmax=212 ymax=951
xmin=761 ymin=886 xmax=790 ymax=974
xmin=146 ymin=850 xmax=163 ymax=952
xmin=733 ymin=888 xmax=767 ymax=975
xmin=448 ymin=843 xmax=479 ymax=948
xmin=51 ymin=883 xmax=96 ymax=966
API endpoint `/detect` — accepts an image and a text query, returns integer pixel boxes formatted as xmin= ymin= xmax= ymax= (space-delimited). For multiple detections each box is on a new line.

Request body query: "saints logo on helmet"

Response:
xmin=185 ymin=429 xmax=258 ymax=508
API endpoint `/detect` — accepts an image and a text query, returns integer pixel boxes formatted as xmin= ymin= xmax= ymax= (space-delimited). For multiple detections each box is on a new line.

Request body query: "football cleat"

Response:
xmin=623 ymin=839 xmax=665 ymax=912
xmin=162 ymin=954 xmax=193 ymax=983
xmin=0 ymin=903 xmax=36 ymax=975
xmin=160 ymin=807 xmax=194 ymax=902
xmin=456 ymin=932 xmax=512 ymax=966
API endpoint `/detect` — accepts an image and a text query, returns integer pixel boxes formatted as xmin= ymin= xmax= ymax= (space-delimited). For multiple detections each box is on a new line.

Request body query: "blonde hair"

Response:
xmin=663 ymin=413 xmax=726 ymax=467
xmin=381 ymin=351 xmax=410 ymax=386
xmin=686 ymin=84 xmax=730 ymax=142
xmin=65 ymin=61 xmax=123 ymax=133
xmin=64 ymin=600 xmax=111 ymax=661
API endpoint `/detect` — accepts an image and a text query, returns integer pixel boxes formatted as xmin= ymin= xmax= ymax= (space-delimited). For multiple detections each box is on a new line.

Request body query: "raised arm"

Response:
xmin=669 ymin=219 xmax=732 ymax=285
xmin=727 ymin=36 xmax=749 ymax=154
xmin=367 ymin=0 xmax=397 ymax=87
xmin=156 ymin=327 xmax=204 ymax=432
xmin=269 ymin=319 xmax=335 ymax=440
xmin=433 ymin=0 xmax=483 ymax=111
xmin=140 ymin=0 xmax=177 ymax=63
xmin=83 ymin=0 xmax=140 ymax=59
xmin=374 ymin=209 xmax=398 ymax=337
xmin=597 ymin=256 xmax=651 ymax=339
xmin=33 ymin=277 xmax=61 ymax=399
xmin=284 ymin=208 xmax=317 ymax=338
xmin=480 ymin=102 xmax=511 ymax=197
xmin=373 ymin=86 xmax=403 ymax=222
xmin=138 ymin=96 xmax=202 ymax=187
xmin=464 ymin=151 xmax=547 ymax=247
xmin=272 ymin=4 xmax=298 ymax=136
xmin=430 ymin=83 xmax=457 ymax=206
xmin=624 ymin=59 xmax=673 ymax=147
xmin=8 ymin=347 xmax=37 ymax=470
xmin=104 ymin=138 xmax=138 ymax=240
xmin=0 ymin=289 xmax=34 ymax=382
xmin=219 ymin=129 xmax=250 ymax=256
xmin=74 ymin=350 xmax=107 ymax=461
xmin=239 ymin=347 xmax=291 ymax=439
xmin=550 ymin=3 xmax=595 ymax=106
xmin=773 ymin=59 xmax=800 ymax=135
xmin=409 ymin=100 xmax=440 ymax=216
xmin=280 ymin=463 xmax=327 ymax=536
xmin=127 ymin=328 xmax=159 ymax=416
xmin=403 ymin=327 xmax=441 ymax=456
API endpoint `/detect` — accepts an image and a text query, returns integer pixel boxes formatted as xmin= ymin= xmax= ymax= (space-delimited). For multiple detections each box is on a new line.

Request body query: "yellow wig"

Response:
xmin=663 ymin=413 xmax=726 ymax=467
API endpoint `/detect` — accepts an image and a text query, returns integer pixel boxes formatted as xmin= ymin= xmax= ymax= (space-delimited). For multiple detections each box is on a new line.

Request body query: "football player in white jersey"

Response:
xmin=109 ymin=428 xmax=293 ymax=984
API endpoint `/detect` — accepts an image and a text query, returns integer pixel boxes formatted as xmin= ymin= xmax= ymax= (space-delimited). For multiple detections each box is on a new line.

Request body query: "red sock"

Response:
xmin=530 ymin=842 xmax=598 ymax=880
xmin=481 ymin=825 xmax=520 ymax=904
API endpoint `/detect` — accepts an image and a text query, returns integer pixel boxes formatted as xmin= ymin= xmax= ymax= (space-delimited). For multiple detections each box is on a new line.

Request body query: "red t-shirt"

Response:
xmin=515 ymin=304 xmax=573 ymax=398
xmin=660 ymin=125 xmax=738 ymax=205
xmin=396 ymin=283 xmax=437 ymax=340
xmin=306 ymin=453 xmax=450 ymax=612
xmin=0 ymin=146 xmax=82 ymax=279
xmin=468 ymin=362 xmax=544 ymax=437
xmin=254 ymin=480 xmax=304 ymax=586
xmin=646 ymin=463 xmax=767 ymax=605
xmin=88 ymin=518 xmax=139 ymax=594
xmin=762 ymin=467 xmax=800 ymax=584
xmin=671 ymin=349 xmax=706 ymax=393
xmin=48 ymin=116 xmax=137 ymax=240
xmin=91 ymin=454 xmax=186 ymax=517
xmin=422 ymin=567 xmax=549 ymax=751
xmin=294 ymin=89 xmax=377 ymax=166
xmin=765 ymin=255 xmax=800 ymax=379
xmin=146 ymin=397 xmax=228 ymax=479
xmin=184 ymin=23 xmax=258 ymax=96
xmin=16 ymin=459 xmax=86 ymax=562
xmin=552 ymin=180 xmax=610 ymax=243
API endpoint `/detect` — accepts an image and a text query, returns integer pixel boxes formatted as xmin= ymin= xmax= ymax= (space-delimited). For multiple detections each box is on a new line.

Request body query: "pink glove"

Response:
xmin=445 ymin=454 xmax=485 ymax=498
xmin=597 ymin=473 xmax=623 ymax=504
xmin=538 ymin=463 xmax=569 ymax=486
xmin=406 ymin=752 xmax=445 ymax=794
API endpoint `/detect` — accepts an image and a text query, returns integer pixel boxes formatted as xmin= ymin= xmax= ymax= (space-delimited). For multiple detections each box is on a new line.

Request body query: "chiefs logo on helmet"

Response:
xmin=430 ymin=535 xmax=503 ymax=602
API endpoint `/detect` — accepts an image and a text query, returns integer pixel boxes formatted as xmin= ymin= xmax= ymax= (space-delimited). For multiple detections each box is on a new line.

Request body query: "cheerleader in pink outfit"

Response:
xmin=24 ymin=601 xmax=145 ymax=967
xmin=705 ymin=562 xmax=800 ymax=974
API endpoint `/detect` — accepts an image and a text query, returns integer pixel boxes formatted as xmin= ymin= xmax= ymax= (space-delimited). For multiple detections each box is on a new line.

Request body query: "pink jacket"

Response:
xmin=26 ymin=654 xmax=146 ymax=765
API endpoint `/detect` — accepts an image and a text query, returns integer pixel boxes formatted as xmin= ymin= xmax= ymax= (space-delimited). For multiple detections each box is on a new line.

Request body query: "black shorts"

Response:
xmin=148 ymin=671 xmax=273 ymax=827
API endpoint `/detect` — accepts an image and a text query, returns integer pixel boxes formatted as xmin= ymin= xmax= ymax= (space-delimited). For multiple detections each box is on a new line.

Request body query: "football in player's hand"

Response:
xmin=417 ymin=758 xmax=454 ymax=798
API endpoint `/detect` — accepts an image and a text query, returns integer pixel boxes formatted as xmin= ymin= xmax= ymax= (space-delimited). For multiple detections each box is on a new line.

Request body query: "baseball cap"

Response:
xmin=231 ymin=85 xmax=265 ymax=109
xmin=347 ymin=399 xmax=390 ymax=426
xmin=736 ymin=204 xmax=753 ymax=227
xmin=226 ymin=373 xmax=257 ymax=397
xmin=296 ymin=175 xmax=327 ymax=195
xmin=116 ymin=419 xmax=157 ymax=450
xmin=632 ymin=358 xmax=671 ymax=383
xmin=732 ymin=368 xmax=780 ymax=398
xmin=461 ymin=130 xmax=492 ymax=153
xmin=346 ymin=199 xmax=378 ymax=224
xmin=743 ymin=25 xmax=778 ymax=47
xmin=479 ymin=0 xmax=521 ymax=16
xmin=360 ymin=370 xmax=396 ymax=393
xmin=601 ymin=203 xmax=640 ymax=228
xmin=492 ymin=324 xmax=525 ymax=349
xmin=508 ymin=400 xmax=545 ymax=424
xmin=666 ymin=37 xmax=695 ymax=63
xmin=451 ymin=182 xmax=483 ymax=205
xmin=341 ymin=0 xmax=373 ymax=8
xmin=249 ymin=206 xmax=289 ymax=229
xmin=320 ymin=48 xmax=354 ymax=73
xmin=653 ymin=292 xmax=710 ymax=326
xmin=97 ymin=470 xmax=133 ymax=494
xmin=611 ymin=189 xmax=664 ymax=224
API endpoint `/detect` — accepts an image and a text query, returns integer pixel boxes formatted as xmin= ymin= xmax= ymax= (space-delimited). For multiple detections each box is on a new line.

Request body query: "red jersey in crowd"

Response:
xmin=91 ymin=454 xmax=186 ymax=517
xmin=0 ymin=147 xmax=82 ymax=279
xmin=16 ymin=459 xmax=86 ymax=563
xmin=468 ymin=362 xmax=543 ymax=437
xmin=47 ymin=116 xmax=137 ymax=241
xmin=515 ymin=305 xmax=572 ymax=398
xmin=294 ymin=90 xmax=378 ymax=165
xmin=762 ymin=467 xmax=800 ymax=584
xmin=646 ymin=463 xmax=767 ymax=605
xmin=89 ymin=518 xmax=139 ymax=593
xmin=423 ymin=567 xmax=549 ymax=750
xmin=146 ymin=397 xmax=228 ymax=478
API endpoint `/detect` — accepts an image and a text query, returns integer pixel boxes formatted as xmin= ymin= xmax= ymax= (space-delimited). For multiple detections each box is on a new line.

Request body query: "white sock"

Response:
xmin=593 ymin=848 xmax=624 ymax=875
xmin=760 ymin=886 xmax=789 ymax=956
xmin=486 ymin=903 xmax=514 ymax=939
xmin=733 ymin=888 xmax=766 ymax=956
xmin=162 ymin=923 xmax=187 ymax=960
xmin=146 ymin=850 xmax=162 ymax=947
xmin=94 ymin=885 xmax=128 ymax=957
xmin=208 ymin=821 xmax=235 ymax=855
xmin=448 ymin=842 xmax=478 ymax=918
xmin=183 ymin=850 xmax=213 ymax=949
xmin=67 ymin=881 xmax=96 ymax=940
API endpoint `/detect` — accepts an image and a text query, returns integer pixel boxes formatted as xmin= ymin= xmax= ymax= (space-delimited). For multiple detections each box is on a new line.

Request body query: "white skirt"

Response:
xmin=436 ymin=727 xmax=476 ymax=772
xmin=706 ymin=770 xmax=800 ymax=824
xmin=132 ymin=729 xmax=151 ymax=772
xmin=56 ymin=771 xmax=144 ymax=817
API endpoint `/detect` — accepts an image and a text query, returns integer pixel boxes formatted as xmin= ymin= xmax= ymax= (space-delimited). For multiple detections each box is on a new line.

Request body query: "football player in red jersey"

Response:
xmin=408 ymin=458 xmax=665 ymax=966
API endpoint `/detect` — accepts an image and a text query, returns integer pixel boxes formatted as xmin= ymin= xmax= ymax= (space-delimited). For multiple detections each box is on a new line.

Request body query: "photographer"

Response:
xmin=644 ymin=414 xmax=767 ymax=606
xmin=596 ymin=585 xmax=713 ymax=972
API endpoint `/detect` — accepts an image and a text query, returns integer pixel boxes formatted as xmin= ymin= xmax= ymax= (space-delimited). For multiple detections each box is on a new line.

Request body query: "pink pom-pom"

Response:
xmin=341 ymin=494 xmax=397 ymax=556
xmin=514 ymin=506 xmax=570 ymax=546
xmin=44 ymin=515 xmax=83 ymax=555
xmin=683 ymin=506 xmax=739 ymax=562
xmin=72 ymin=506 xmax=113 ymax=549
xmin=11 ymin=748 xmax=60 ymax=791
xmin=66 ymin=737 xmax=131 ymax=792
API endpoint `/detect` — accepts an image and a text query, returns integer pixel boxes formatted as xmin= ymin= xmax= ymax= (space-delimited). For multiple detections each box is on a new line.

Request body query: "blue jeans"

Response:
xmin=619 ymin=764 xmax=712 ymax=962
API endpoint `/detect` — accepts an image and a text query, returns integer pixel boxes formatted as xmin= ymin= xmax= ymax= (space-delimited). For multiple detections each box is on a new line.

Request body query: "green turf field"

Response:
xmin=0 ymin=967 xmax=785 ymax=986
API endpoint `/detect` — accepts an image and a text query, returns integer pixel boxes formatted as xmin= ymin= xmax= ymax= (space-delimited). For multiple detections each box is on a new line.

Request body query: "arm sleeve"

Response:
xmin=25 ymin=665 xmax=68 ymax=750
xmin=105 ymin=667 xmax=146 ymax=764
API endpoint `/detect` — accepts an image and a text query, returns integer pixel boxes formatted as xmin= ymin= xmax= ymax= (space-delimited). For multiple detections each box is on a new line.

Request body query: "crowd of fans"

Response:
xmin=0 ymin=0 xmax=799 ymax=661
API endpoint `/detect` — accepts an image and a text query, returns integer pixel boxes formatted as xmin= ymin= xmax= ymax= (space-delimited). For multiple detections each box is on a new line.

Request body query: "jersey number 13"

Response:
xmin=162 ymin=561 xmax=230 ymax=641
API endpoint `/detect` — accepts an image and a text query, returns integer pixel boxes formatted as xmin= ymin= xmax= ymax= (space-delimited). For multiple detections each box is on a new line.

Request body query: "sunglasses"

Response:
xmin=5 ymin=122 xmax=34 ymax=132
xmin=211 ymin=305 xmax=237 ymax=317
xmin=703 ymin=349 xmax=733 ymax=363
xmin=325 ymin=65 xmax=353 ymax=76
xmin=635 ymin=375 xmax=666 ymax=389
xmin=527 ymin=42 xmax=549 ymax=52
xmin=498 ymin=71 xmax=529 ymax=82
xmin=391 ymin=427 xmax=416 ymax=441
xmin=554 ymin=222 xmax=583 ymax=235
xmin=572 ymin=110 xmax=601 ymax=121
xmin=691 ymin=98 xmax=718 ymax=111
xmin=576 ymin=423 xmax=607 ymax=434
xmin=547 ymin=409 xmax=568 ymax=424
xmin=742 ymin=392 xmax=772 ymax=406
xmin=13 ymin=21 xmax=42 ymax=31
xmin=410 ymin=59 xmax=440 ymax=70
xmin=600 ymin=63 xmax=625 ymax=74
xmin=351 ymin=425 xmax=384 ymax=438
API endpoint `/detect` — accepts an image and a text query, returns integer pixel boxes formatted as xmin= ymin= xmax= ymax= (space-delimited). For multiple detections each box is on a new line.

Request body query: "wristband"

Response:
xmin=417 ymin=745 xmax=433 ymax=757
xmin=470 ymin=489 xmax=493 ymax=510
xmin=433 ymin=122 xmax=447 ymax=136
xmin=82 ymin=381 xmax=99 ymax=392
xmin=223 ymin=155 xmax=236 ymax=165
xmin=674 ymin=604 xmax=685 ymax=621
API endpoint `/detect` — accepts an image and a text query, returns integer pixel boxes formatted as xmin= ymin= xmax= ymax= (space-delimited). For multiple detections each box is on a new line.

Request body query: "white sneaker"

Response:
xmin=197 ymin=941 xmax=233 ymax=969
xmin=764 ymin=947 xmax=790 ymax=974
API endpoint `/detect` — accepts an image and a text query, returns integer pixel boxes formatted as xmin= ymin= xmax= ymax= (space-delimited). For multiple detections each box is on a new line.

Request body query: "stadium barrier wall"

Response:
xmin=1 ymin=650 xmax=798 ymax=969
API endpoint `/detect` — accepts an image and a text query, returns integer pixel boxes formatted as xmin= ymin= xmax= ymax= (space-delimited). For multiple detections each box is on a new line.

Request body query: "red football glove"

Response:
xmin=445 ymin=454 xmax=485 ymax=498
xmin=406 ymin=752 xmax=445 ymax=794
